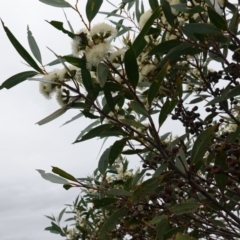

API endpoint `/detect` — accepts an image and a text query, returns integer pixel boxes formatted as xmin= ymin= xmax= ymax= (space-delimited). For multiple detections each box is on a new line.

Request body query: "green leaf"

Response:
xmin=208 ymin=7 xmax=227 ymax=30
xmin=133 ymin=6 xmax=161 ymax=57
xmin=159 ymin=98 xmax=177 ymax=126
xmin=98 ymin=209 xmax=126 ymax=239
xmin=120 ymin=119 xmax=146 ymax=129
xmin=124 ymin=44 xmax=139 ymax=89
xmin=129 ymin=101 xmax=149 ymax=117
xmin=191 ymin=127 xmax=215 ymax=164
xmin=0 ymin=71 xmax=38 ymax=90
xmin=81 ymin=68 xmax=94 ymax=95
xmin=229 ymin=8 xmax=238 ymax=34
xmin=149 ymin=215 xmax=167 ymax=225
xmin=214 ymin=152 xmax=228 ymax=193
xmin=161 ymin=0 xmax=175 ymax=27
xmin=36 ymin=107 xmax=68 ymax=125
xmin=156 ymin=217 xmax=170 ymax=240
xmin=98 ymin=147 xmax=111 ymax=174
xmin=107 ymin=189 xmax=131 ymax=196
xmin=47 ymin=21 xmax=75 ymax=38
xmin=36 ymin=169 xmax=69 ymax=184
xmin=74 ymin=124 xmax=114 ymax=143
xmin=61 ymin=113 xmax=83 ymax=127
xmin=92 ymin=198 xmax=118 ymax=208
xmin=225 ymin=84 xmax=240 ymax=100
xmin=131 ymin=177 xmax=163 ymax=203
xmin=86 ymin=0 xmax=103 ymax=22
xmin=171 ymin=3 xmax=205 ymax=14
xmin=170 ymin=202 xmax=199 ymax=215
xmin=58 ymin=208 xmax=66 ymax=222
xmin=1 ymin=20 xmax=43 ymax=74
xmin=109 ymin=138 xmax=127 ymax=165
xmin=182 ymin=23 xmax=222 ymax=35
xmin=63 ymin=184 xmax=72 ymax=190
xmin=226 ymin=127 xmax=240 ymax=143
xmin=175 ymin=233 xmax=197 ymax=240
xmin=148 ymin=62 xmax=169 ymax=105
xmin=63 ymin=55 xmax=86 ymax=69
xmin=52 ymin=166 xmax=79 ymax=182
xmin=97 ymin=63 xmax=109 ymax=87
xmin=149 ymin=0 xmax=159 ymax=10
xmin=27 ymin=26 xmax=42 ymax=64
xmin=148 ymin=39 xmax=182 ymax=56
xmin=39 ymin=0 xmax=71 ymax=7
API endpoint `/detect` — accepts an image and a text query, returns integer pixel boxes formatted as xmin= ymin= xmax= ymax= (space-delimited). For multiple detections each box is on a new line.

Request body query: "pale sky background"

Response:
xmin=0 ymin=1 xmax=123 ymax=239
xmin=0 ymin=0 xmax=224 ymax=239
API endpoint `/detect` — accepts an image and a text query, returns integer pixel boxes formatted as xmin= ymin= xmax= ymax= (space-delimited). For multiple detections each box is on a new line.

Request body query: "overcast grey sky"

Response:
xmin=0 ymin=1 xmax=117 ymax=239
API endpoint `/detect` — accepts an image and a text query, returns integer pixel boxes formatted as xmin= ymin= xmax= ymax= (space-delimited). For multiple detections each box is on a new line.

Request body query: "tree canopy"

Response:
xmin=1 ymin=0 xmax=240 ymax=239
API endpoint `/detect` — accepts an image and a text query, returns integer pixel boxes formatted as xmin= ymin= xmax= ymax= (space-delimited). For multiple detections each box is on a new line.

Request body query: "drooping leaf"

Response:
xmin=109 ymin=138 xmax=127 ymax=165
xmin=81 ymin=68 xmax=94 ymax=96
xmin=214 ymin=152 xmax=228 ymax=193
xmin=92 ymin=198 xmax=118 ymax=208
xmin=191 ymin=127 xmax=215 ymax=164
xmin=27 ymin=26 xmax=42 ymax=64
xmin=58 ymin=208 xmax=66 ymax=222
xmin=148 ymin=61 xmax=169 ymax=105
xmin=170 ymin=202 xmax=199 ymax=215
xmin=36 ymin=169 xmax=69 ymax=184
xmin=1 ymin=20 xmax=43 ymax=73
xmin=175 ymin=233 xmax=197 ymax=240
xmin=107 ymin=189 xmax=131 ymax=196
xmin=149 ymin=215 xmax=167 ymax=225
xmin=131 ymin=177 xmax=163 ymax=203
xmin=182 ymin=23 xmax=222 ymax=35
xmin=97 ymin=62 xmax=109 ymax=87
xmin=39 ymin=0 xmax=72 ymax=7
xmin=0 ymin=71 xmax=38 ymax=90
xmin=156 ymin=217 xmax=170 ymax=240
xmin=61 ymin=113 xmax=83 ymax=127
xmin=62 ymin=55 xmax=86 ymax=69
xmin=159 ymin=98 xmax=177 ymax=126
xmin=133 ymin=6 xmax=161 ymax=57
xmin=208 ymin=7 xmax=227 ymax=30
xmin=36 ymin=107 xmax=68 ymax=125
xmin=120 ymin=119 xmax=146 ymax=129
xmin=171 ymin=3 xmax=205 ymax=14
xmin=149 ymin=0 xmax=159 ymax=10
xmin=124 ymin=44 xmax=139 ymax=89
xmin=86 ymin=0 xmax=103 ymax=22
xmin=98 ymin=147 xmax=111 ymax=174
xmin=52 ymin=166 xmax=79 ymax=182
xmin=46 ymin=21 xmax=75 ymax=38
xmin=148 ymin=39 xmax=182 ymax=56
xmin=129 ymin=101 xmax=149 ymax=117
xmin=161 ymin=0 xmax=175 ymax=27
xmin=98 ymin=209 xmax=126 ymax=239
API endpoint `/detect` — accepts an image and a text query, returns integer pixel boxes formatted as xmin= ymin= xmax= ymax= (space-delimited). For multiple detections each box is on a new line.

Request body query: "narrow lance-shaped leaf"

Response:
xmin=191 ymin=126 xmax=215 ymax=164
xmin=97 ymin=62 xmax=109 ymax=87
xmin=86 ymin=0 xmax=103 ymax=22
xmin=27 ymin=26 xmax=42 ymax=64
xmin=109 ymin=138 xmax=128 ymax=165
xmin=1 ymin=20 xmax=43 ymax=74
xmin=170 ymin=202 xmax=199 ymax=215
xmin=0 ymin=71 xmax=38 ymax=90
xmin=46 ymin=21 xmax=75 ymax=38
xmin=36 ymin=169 xmax=69 ymax=184
xmin=159 ymin=98 xmax=177 ymax=126
xmin=36 ymin=107 xmax=68 ymax=125
xmin=98 ymin=209 xmax=126 ymax=239
xmin=63 ymin=55 xmax=86 ymax=69
xmin=52 ymin=166 xmax=79 ymax=182
xmin=161 ymin=0 xmax=175 ymax=27
xmin=148 ymin=61 xmax=169 ymax=105
xmin=124 ymin=43 xmax=139 ymax=89
xmin=208 ymin=7 xmax=227 ymax=30
xmin=39 ymin=0 xmax=72 ymax=8
xmin=129 ymin=101 xmax=149 ymax=117
xmin=98 ymin=147 xmax=111 ymax=175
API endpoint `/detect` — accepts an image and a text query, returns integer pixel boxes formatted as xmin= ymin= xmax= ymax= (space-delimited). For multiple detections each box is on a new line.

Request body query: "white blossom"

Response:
xmin=90 ymin=22 xmax=117 ymax=40
xmin=85 ymin=42 xmax=111 ymax=69
xmin=139 ymin=9 xmax=152 ymax=29
xmin=71 ymin=28 xmax=89 ymax=56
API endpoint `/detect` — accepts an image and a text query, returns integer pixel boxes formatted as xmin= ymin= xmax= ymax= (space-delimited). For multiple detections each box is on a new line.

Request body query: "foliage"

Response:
xmin=2 ymin=0 xmax=240 ymax=239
